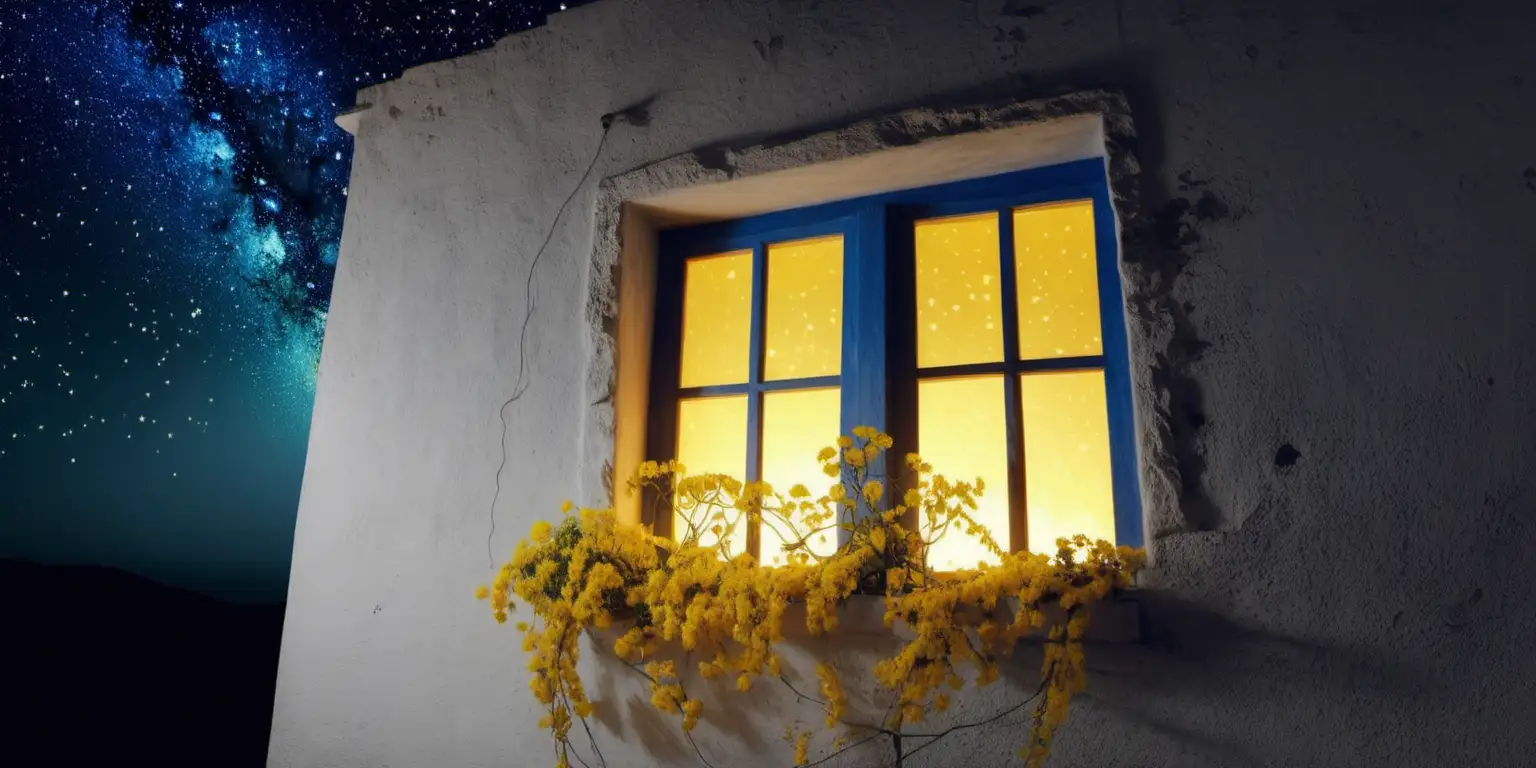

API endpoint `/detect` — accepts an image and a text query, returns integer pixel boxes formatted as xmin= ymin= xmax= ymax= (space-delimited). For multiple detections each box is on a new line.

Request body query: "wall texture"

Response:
xmin=269 ymin=1 xmax=1536 ymax=766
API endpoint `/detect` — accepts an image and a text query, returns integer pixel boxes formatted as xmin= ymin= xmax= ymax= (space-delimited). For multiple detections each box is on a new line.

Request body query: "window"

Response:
xmin=646 ymin=158 xmax=1141 ymax=568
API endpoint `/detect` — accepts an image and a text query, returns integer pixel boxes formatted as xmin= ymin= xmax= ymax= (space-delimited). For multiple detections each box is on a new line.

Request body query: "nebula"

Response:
xmin=0 ymin=0 xmax=580 ymax=599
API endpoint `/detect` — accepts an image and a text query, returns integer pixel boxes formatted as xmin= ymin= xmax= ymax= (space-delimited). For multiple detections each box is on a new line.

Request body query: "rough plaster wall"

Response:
xmin=271 ymin=1 xmax=1536 ymax=766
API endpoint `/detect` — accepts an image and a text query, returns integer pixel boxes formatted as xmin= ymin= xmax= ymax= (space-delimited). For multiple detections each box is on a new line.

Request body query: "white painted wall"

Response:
xmin=270 ymin=1 xmax=1536 ymax=766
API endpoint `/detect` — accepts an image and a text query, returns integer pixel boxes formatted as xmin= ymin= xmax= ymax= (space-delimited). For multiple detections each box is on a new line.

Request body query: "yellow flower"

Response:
xmin=862 ymin=480 xmax=884 ymax=504
xmin=680 ymin=698 xmax=703 ymax=731
xmin=815 ymin=662 xmax=847 ymax=727
xmin=561 ymin=499 xmax=574 ymax=513
xmin=484 ymin=433 xmax=1146 ymax=766
xmin=869 ymin=527 xmax=887 ymax=552
xmin=530 ymin=520 xmax=553 ymax=542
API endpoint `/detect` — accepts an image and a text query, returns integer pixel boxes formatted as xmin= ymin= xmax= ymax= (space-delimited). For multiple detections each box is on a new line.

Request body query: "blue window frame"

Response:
xmin=647 ymin=157 xmax=1142 ymax=558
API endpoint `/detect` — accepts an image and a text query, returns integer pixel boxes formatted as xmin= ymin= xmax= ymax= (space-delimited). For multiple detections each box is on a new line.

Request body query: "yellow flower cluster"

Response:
xmin=478 ymin=427 xmax=1144 ymax=767
xmin=815 ymin=662 xmax=848 ymax=728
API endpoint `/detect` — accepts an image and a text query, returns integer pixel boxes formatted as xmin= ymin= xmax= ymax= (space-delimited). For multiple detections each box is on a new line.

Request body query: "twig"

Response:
xmin=577 ymin=714 xmax=608 ymax=768
xmin=777 ymin=664 xmax=1050 ymax=767
xmin=879 ymin=668 xmax=912 ymax=732
xmin=612 ymin=653 xmax=718 ymax=768
xmin=776 ymin=673 xmax=912 ymax=740
xmin=562 ymin=737 xmax=593 ymax=768
xmin=878 ymin=669 xmax=1053 ymax=768
xmin=797 ymin=732 xmax=885 ymax=768
xmin=778 ymin=674 xmax=826 ymax=708
xmin=680 ymin=727 xmax=719 ymax=768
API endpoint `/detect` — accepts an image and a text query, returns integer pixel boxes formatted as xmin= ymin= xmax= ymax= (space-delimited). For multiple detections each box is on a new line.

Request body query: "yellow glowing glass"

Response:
xmin=764 ymin=236 xmax=843 ymax=381
xmin=917 ymin=376 xmax=1010 ymax=569
xmin=1021 ymin=371 xmax=1116 ymax=552
xmin=760 ymin=387 xmax=842 ymax=564
xmin=675 ymin=395 xmax=748 ymax=553
xmin=680 ymin=251 xmax=753 ymax=387
xmin=1013 ymin=201 xmax=1102 ymax=360
xmin=915 ymin=212 xmax=1004 ymax=368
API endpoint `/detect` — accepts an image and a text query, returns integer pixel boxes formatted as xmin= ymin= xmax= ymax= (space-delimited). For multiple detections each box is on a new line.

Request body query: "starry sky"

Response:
xmin=0 ymin=0 xmax=589 ymax=602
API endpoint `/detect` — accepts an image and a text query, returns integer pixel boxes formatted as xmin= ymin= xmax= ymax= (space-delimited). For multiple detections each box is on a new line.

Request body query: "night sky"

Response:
xmin=0 ymin=0 xmax=588 ymax=602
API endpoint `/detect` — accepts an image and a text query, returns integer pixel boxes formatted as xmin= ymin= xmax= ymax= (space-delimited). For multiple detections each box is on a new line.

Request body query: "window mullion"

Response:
xmin=885 ymin=206 xmax=920 ymax=539
xmin=839 ymin=204 xmax=888 ymax=544
xmin=745 ymin=242 xmax=768 ymax=560
xmin=997 ymin=207 xmax=1029 ymax=555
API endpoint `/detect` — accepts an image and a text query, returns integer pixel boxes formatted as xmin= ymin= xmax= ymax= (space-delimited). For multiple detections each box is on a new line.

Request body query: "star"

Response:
xmin=0 ymin=0 xmax=589 ymax=602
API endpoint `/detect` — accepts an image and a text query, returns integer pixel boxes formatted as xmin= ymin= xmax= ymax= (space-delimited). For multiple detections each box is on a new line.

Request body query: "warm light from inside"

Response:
xmin=915 ymin=212 xmax=1003 ymax=368
xmin=1013 ymin=200 xmax=1102 ymax=360
xmin=1021 ymin=370 xmax=1116 ymax=550
xmin=764 ymin=236 xmax=844 ymax=381
xmin=760 ymin=387 xmax=842 ymax=564
xmin=917 ymin=375 xmax=1010 ymax=570
xmin=679 ymin=251 xmax=753 ymax=387
xmin=675 ymin=395 xmax=748 ymax=553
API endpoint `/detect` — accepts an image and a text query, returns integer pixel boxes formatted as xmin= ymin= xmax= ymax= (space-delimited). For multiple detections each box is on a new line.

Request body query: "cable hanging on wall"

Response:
xmin=486 ymin=99 xmax=654 ymax=568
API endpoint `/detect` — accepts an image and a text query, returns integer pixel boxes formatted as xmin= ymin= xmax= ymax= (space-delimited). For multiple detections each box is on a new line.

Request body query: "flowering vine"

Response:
xmin=478 ymin=427 xmax=1145 ymax=767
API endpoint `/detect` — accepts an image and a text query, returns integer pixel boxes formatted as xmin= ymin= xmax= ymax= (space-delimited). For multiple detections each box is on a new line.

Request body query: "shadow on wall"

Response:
xmin=2 ymin=559 xmax=284 ymax=768
xmin=1081 ymin=592 xmax=1446 ymax=765
xmin=569 ymin=592 xmax=1448 ymax=766
xmin=576 ymin=601 xmax=1124 ymax=766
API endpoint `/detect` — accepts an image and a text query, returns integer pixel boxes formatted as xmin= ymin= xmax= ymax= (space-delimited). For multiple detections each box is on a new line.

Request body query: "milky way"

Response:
xmin=0 ymin=0 xmax=584 ymax=599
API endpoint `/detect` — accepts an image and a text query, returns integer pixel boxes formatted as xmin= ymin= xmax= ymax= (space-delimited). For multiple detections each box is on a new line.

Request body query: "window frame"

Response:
xmin=647 ymin=157 xmax=1143 ymax=555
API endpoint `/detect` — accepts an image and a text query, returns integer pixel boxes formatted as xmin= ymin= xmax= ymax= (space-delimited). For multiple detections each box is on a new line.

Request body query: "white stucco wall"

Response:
xmin=270 ymin=1 xmax=1536 ymax=766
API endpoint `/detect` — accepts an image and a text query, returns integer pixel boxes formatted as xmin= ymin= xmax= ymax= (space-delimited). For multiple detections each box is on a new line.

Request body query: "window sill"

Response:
xmin=597 ymin=591 xmax=1141 ymax=646
xmin=790 ymin=592 xmax=1142 ymax=645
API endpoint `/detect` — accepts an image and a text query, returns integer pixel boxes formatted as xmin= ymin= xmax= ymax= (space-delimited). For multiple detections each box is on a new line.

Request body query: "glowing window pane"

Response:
xmin=1021 ymin=370 xmax=1116 ymax=552
xmin=680 ymin=251 xmax=753 ymax=387
xmin=1013 ymin=200 xmax=1102 ymax=360
xmin=675 ymin=395 xmax=748 ymax=554
xmin=760 ymin=387 xmax=841 ymax=564
xmin=915 ymin=212 xmax=1004 ymax=368
xmin=764 ymin=236 xmax=843 ymax=381
xmin=917 ymin=376 xmax=1009 ymax=569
